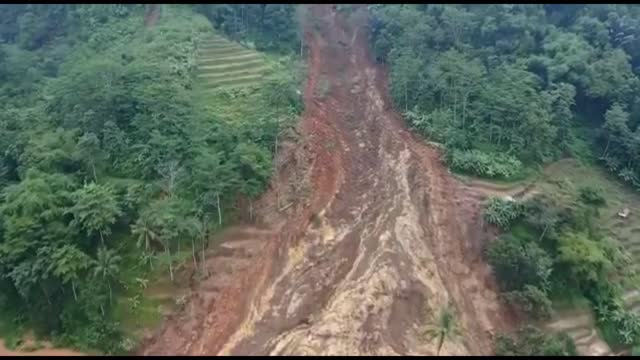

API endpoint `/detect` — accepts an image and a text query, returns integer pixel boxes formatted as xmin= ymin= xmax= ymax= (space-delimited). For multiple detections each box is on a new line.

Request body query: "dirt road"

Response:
xmin=140 ymin=5 xmax=513 ymax=355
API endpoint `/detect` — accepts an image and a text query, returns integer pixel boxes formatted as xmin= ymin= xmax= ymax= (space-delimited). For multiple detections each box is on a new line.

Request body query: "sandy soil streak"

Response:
xmin=141 ymin=5 xmax=513 ymax=356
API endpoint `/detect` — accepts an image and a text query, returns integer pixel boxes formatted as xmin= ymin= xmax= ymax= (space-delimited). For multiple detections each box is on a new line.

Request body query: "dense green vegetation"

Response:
xmin=494 ymin=325 xmax=577 ymax=356
xmin=483 ymin=187 xmax=639 ymax=351
xmin=193 ymin=4 xmax=300 ymax=54
xmin=370 ymin=5 xmax=640 ymax=183
xmin=0 ymin=4 xmax=300 ymax=354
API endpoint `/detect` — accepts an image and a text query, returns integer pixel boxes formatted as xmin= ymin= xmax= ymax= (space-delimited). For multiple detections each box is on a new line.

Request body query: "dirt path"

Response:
xmin=0 ymin=339 xmax=84 ymax=356
xmin=140 ymin=5 xmax=513 ymax=355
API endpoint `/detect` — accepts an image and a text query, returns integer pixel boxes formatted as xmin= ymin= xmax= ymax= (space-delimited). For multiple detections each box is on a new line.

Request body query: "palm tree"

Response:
xmin=424 ymin=305 xmax=462 ymax=356
xmin=131 ymin=211 xmax=157 ymax=254
xmin=93 ymin=247 xmax=122 ymax=307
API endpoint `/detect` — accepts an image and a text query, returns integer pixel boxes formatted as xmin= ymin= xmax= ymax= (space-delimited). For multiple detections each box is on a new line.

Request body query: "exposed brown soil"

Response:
xmin=139 ymin=4 xmax=514 ymax=356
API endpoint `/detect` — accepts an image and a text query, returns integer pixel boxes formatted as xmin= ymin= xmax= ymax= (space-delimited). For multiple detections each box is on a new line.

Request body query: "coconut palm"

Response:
xmin=424 ymin=305 xmax=462 ymax=356
xmin=93 ymin=247 xmax=122 ymax=306
xmin=131 ymin=210 xmax=158 ymax=254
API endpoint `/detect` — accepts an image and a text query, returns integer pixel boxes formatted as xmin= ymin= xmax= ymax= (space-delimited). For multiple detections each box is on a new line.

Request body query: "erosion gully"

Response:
xmin=140 ymin=4 xmax=514 ymax=356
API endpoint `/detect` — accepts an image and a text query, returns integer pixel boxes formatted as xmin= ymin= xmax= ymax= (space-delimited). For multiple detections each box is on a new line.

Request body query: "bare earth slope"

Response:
xmin=140 ymin=5 xmax=513 ymax=356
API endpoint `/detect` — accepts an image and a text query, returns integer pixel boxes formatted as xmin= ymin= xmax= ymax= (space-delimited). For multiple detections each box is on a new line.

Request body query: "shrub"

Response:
xmin=483 ymin=197 xmax=523 ymax=229
xmin=486 ymin=235 xmax=553 ymax=292
xmin=594 ymin=298 xmax=640 ymax=347
xmin=504 ymin=285 xmax=553 ymax=320
xmin=557 ymin=231 xmax=616 ymax=288
xmin=578 ymin=185 xmax=606 ymax=206
xmin=448 ymin=149 xmax=522 ymax=179
xmin=495 ymin=326 xmax=577 ymax=356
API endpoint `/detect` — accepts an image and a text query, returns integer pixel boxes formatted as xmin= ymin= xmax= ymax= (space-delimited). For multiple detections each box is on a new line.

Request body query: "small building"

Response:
xmin=618 ymin=208 xmax=630 ymax=218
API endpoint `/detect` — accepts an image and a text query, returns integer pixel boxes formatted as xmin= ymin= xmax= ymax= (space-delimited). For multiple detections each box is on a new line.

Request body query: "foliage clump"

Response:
xmin=494 ymin=326 xmax=577 ymax=356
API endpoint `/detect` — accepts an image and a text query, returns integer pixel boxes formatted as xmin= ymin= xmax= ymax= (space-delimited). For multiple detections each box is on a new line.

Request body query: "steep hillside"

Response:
xmin=141 ymin=5 xmax=514 ymax=355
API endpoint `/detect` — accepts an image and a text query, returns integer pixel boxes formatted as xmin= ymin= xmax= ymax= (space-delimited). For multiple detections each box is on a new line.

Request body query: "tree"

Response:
xmin=522 ymin=195 xmax=563 ymax=242
xmin=0 ymin=169 xmax=77 ymax=312
xmin=67 ymin=182 xmax=122 ymax=246
xmin=131 ymin=208 xmax=158 ymax=255
xmin=557 ymin=232 xmax=616 ymax=288
xmin=76 ymin=132 xmax=105 ymax=182
xmin=483 ymin=197 xmax=523 ymax=229
xmin=601 ymin=103 xmax=631 ymax=158
xmin=190 ymin=150 xmax=238 ymax=226
xmin=494 ymin=326 xmax=577 ymax=356
xmin=92 ymin=247 xmax=121 ymax=307
xmin=138 ymin=197 xmax=192 ymax=282
xmin=389 ymin=48 xmax=423 ymax=112
xmin=20 ymin=129 xmax=80 ymax=175
xmin=232 ymin=143 xmax=272 ymax=222
xmin=504 ymin=285 xmax=553 ymax=320
xmin=155 ymin=159 xmax=184 ymax=198
xmin=486 ymin=234 xmax=553 ymax=292
xmin=586 ymin=49 xmax=638 ymax=104
xmin=543 ymin=82 xmax=576 ymax=153
xmin=424 ymin=305 xmax=462 ymax=356
xmin=47 ymin=244 xmax=92 ymax=302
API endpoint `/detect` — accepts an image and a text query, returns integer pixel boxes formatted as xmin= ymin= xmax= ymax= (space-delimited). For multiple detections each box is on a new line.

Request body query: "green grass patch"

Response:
xmin=197 ymin=53 xmax=262 ymax=66
xmin=198 ymin=59 xmax=265 ymax=73
xmin=537 ymin=159 xmax=640 ymax=251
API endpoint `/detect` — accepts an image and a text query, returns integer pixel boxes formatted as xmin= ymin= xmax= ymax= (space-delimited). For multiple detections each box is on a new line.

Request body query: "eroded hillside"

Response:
xmin=141 ymin=5 xmax=514 ymax=355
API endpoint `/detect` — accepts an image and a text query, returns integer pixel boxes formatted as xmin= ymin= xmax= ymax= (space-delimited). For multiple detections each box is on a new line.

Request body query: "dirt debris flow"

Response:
xmin=140 ymin=5 xmax=513 ymax=356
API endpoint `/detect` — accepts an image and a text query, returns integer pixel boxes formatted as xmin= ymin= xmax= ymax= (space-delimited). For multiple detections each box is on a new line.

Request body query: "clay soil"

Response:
xmin=139 ymin=4 xmax=514 ymax=356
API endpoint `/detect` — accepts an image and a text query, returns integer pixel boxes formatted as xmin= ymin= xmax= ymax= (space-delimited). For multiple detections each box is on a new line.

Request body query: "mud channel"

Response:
xmin=140 ymin=4 xmax=514 ymax=356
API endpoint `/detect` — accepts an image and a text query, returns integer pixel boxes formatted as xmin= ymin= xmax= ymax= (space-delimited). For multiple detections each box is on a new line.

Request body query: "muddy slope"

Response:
xmin=141 ymin=5 xmax=512 ymax=356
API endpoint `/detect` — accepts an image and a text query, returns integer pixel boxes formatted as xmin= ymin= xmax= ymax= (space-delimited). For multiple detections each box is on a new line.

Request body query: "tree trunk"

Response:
xmin=249 ymin=198 xmax=253 ymax=223
xmin=41 ymin=284 xmax=51 ymax=305
xmin=191 ymin=237 xmax=197 ymax=269
xmin=462 ymin=92 xmax=467 ymax=131
xmin=488 ymin=118 xmax=493 ymax=144
xmin=167 ymin=247 xmax=174 ymax=283
xmin=100 ymin=304 xmax=105 ymax=317
xmin=108 ymin=280 xmax=113 ymax=306
xmin=260 ymin=4 xmax=266 ymax=27
xmin=217 ymin=193 xmax=222 ymax=226
xmin=72 ymin=280 xmax=78 ymax=302
xmin=602 ymin=137 xmax=611 ymax=157
xmin=453 ymin=91 xmax=457 ymax=127
xmin=92 ymin=162 xmax=98 ymax=182
xmin=99 ymin=230 xmax=105 ymax=246
xmin=201 ymin=233 xmax=207 ymax=276
xmin=538 ymin=223 xmax=549 ymax=242
xmin=405 ymin=84 xmax=408 ymax=112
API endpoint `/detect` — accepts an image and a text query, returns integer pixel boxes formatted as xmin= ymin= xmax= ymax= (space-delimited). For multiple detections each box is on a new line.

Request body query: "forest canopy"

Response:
xmin=0 ymin=4 xmax=300 ymax=354
xmin=370 ymin=4 xmax=640 ymax=184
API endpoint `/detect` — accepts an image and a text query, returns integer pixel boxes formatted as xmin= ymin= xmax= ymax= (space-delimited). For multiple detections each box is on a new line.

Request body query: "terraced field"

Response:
xmin=539 ymin=160 xmax=640 ymax=355
xmin=541 ymin=311 xmax=612 ymax=356
xmin=462 ymin=159 xmax=640 ymax=355
xmin=196 ymin=34 xmax=271 ymax=91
